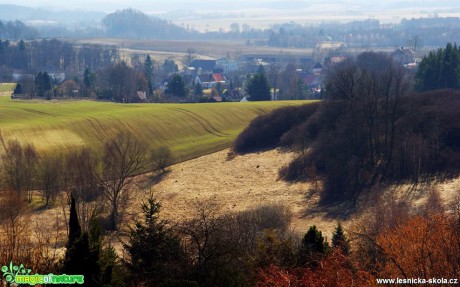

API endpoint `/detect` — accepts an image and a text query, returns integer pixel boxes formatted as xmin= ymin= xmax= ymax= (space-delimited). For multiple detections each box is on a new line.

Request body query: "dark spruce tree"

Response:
xmin=165 ymin=74 xmax=187 ymax=98
xmin=144 ymin=54 xmax=155 ymax=96
xmin=298 ymin=225 xmax=329 ymax=266
xmin=246 ymin=73 xmax=271 ymax=101
xmin=332 ymin=222 xmax=350 ymax=255
xmin=35 ymin=72 xmax=52 ymax=98
xmin=415 ymin=42 xmax=460 ymax=91
xmin=123 ymin=193 xmax=187 ymax=286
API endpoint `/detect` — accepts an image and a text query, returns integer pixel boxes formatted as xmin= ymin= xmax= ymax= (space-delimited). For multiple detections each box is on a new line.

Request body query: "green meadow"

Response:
xmin=0 ymin=94 xmax=309 ymax=163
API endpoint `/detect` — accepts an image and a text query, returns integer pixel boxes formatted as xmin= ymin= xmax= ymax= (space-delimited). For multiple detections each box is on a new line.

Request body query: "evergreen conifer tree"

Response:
xmin=332 ymin=222 xmax=350 ymax=255
xmin=123 ymin=193 xmax=185 ymax=285
xmin=67 ymin=193 xmax=81 ymax=249
xmin=298 ymin=225 xmax=329 ymax=266
xmin=64 ymin=197 xmax=103 ymax=286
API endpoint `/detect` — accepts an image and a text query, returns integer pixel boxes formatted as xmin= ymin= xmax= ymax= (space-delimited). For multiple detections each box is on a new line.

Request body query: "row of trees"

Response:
xmin=416 ymin=42 xmax=460 ymax=91
xmin=0 ymin=133 xmax=172 ymax=231
xmin=0 ymin=20 xmax=38 ymax=41
xmin=245 ymin=64 xmax=312 ymax=102
xmin=0 ymin=39 xmax=118 ymax=76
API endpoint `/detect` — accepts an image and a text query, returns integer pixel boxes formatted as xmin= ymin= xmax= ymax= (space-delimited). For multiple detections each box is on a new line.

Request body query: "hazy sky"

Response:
xmin=1 ymin=0 xmax=459 ymax=13
xmin=0 ymin=0 xmax=252 ymax=11
xmin=1 ymin=0 xmax=460 ymax=31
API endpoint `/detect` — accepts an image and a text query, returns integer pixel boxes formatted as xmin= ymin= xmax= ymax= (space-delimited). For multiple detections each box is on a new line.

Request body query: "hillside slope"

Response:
xmin=0 ymin=96 xmax=308 ymax=162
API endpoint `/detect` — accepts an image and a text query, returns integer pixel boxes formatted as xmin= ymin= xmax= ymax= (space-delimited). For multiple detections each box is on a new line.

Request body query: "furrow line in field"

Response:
xmin=170 ymin=107 xmax=229 ymax=136
xmin=85 ymin=118 xmax=106 ymax=142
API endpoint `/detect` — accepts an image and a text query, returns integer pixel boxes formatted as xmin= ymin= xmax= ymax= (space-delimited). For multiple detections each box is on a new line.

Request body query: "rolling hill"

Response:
xmin=0 ymin=95 xmax=308 ymax=163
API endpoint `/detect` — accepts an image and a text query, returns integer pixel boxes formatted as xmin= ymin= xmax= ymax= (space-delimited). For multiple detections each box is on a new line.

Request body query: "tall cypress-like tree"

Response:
xmin=67 ymin=193 xmax=81 ymax=249
xmin=144 ymin=54 xmax=154 ymax=96
xmin=35 ymin=72 xmax=52 ymax=98
xmin=64 ymin=196 xmax=102 ymax=286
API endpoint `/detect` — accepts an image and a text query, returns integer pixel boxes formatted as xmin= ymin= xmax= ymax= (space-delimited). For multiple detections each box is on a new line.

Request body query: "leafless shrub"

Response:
xmin=151 ymin=146 xmax=173 ymax=173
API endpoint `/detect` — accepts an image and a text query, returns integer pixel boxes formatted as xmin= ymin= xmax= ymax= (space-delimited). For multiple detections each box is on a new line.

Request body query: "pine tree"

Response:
xmin=144 ymin=54 xmax=154 ymax=95
xmin=298 ymin=225 xmax=330 ymax=266
xmin=246 ymin=73 xmax=271 ymax=101
xmin=332 ymin=222 xmax=350 ymax=255
xmin=123 ymin=193 xmax=184 ymax=285
xmin=35 ymin=72 xmax=52 ymax=97
xmin=165 ymin=74 xmax=187 ymax=98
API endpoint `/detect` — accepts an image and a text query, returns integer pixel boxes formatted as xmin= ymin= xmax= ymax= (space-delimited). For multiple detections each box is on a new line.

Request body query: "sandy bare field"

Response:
xmin=136 ymin=149 xmax=345 ymax=237
xmin=134 ymin=148 xmax=460 ymax=239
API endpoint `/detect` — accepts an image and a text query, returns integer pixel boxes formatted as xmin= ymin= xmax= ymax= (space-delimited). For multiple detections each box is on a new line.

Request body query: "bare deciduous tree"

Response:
xmin=64 ymin=147 xmax=102 ymax=230
xmin=1 ymin=139 xmax=39 ymax=202
xmin=151 ymin=146 xmax=173 ymax=173
xmin=39 ymin=154 xmax=62 ymax=207
xmin=100 ymin=132 xmax=149 ymax=230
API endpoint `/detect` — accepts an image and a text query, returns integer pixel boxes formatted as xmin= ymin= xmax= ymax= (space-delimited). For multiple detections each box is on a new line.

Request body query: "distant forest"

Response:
xmin=1 ymin=8 xmax=460 ymax=49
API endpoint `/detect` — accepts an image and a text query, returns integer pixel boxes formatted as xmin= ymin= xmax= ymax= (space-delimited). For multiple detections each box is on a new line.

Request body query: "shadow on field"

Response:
xmin=146 ymin=170 xmax=171 ymax=186
xmin=300 ymin=188 xmax=357 ymax=221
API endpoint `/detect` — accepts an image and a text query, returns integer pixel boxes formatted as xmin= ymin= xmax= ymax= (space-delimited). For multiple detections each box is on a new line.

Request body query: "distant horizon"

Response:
xmin=1 ymin=0 xmax=460 ymax=14
xmin=1 ymin=1 xmax=460 ymax=32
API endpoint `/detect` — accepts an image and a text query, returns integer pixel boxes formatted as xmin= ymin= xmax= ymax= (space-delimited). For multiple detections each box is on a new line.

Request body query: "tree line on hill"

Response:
xmin=102 ymin=9 xmax=195 ymax=40
xmin=0 ymin=19 xmax=38 ymax=41
xmin=3 ymin=36 xmax=315 ymax=102
xmin=234 ymin=47 xmax=460 ymax=204
xmin=2 ymin=7 xmax=460 ymax=50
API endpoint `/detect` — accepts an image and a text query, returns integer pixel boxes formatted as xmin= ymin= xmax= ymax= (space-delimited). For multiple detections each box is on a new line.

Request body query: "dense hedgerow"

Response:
xmin=233 ymin=103 xmax=320 ymax=154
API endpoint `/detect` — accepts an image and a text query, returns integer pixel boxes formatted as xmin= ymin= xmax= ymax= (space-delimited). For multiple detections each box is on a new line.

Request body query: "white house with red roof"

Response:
xmin=194 ymin=73 xmax=227 ymax=88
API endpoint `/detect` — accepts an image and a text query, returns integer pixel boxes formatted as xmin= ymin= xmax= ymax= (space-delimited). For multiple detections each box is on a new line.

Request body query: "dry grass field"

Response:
xmin=80 ymin=38 xmax=314 ymax=68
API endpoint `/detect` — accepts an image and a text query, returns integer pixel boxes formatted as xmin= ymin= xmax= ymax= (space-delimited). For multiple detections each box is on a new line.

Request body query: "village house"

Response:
xmin=391 ymin=47 xmax=415 ymax=65
xmin=189 ymin=59 xmax=217 ymax=74
xmin=195 ymin=73 xmax=226 ymax=89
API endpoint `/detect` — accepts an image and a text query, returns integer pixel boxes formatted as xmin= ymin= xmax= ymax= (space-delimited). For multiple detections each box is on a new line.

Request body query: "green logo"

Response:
xmin=1 ymin=261 xmax=84 ymax=285
xmin=1 ymin=261 xmax=32 ymax=283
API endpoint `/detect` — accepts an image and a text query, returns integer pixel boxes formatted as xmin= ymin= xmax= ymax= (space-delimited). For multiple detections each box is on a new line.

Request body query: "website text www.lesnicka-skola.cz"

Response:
xmin=377 ymin=277 xmax=458 ymax=285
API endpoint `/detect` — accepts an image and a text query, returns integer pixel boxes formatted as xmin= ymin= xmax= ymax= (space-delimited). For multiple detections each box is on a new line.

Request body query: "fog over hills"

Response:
xmin=0 ymin=0 xmax=460 ymax=32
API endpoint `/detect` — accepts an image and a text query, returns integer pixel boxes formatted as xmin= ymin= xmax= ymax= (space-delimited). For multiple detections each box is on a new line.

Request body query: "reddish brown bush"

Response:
xmin=256 ymin=249 xmax=375 ymax=287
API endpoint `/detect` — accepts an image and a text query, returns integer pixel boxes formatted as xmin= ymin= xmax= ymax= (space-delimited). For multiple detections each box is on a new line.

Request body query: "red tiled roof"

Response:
xmin=212 ymin=73 xmax=225 ymax=82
